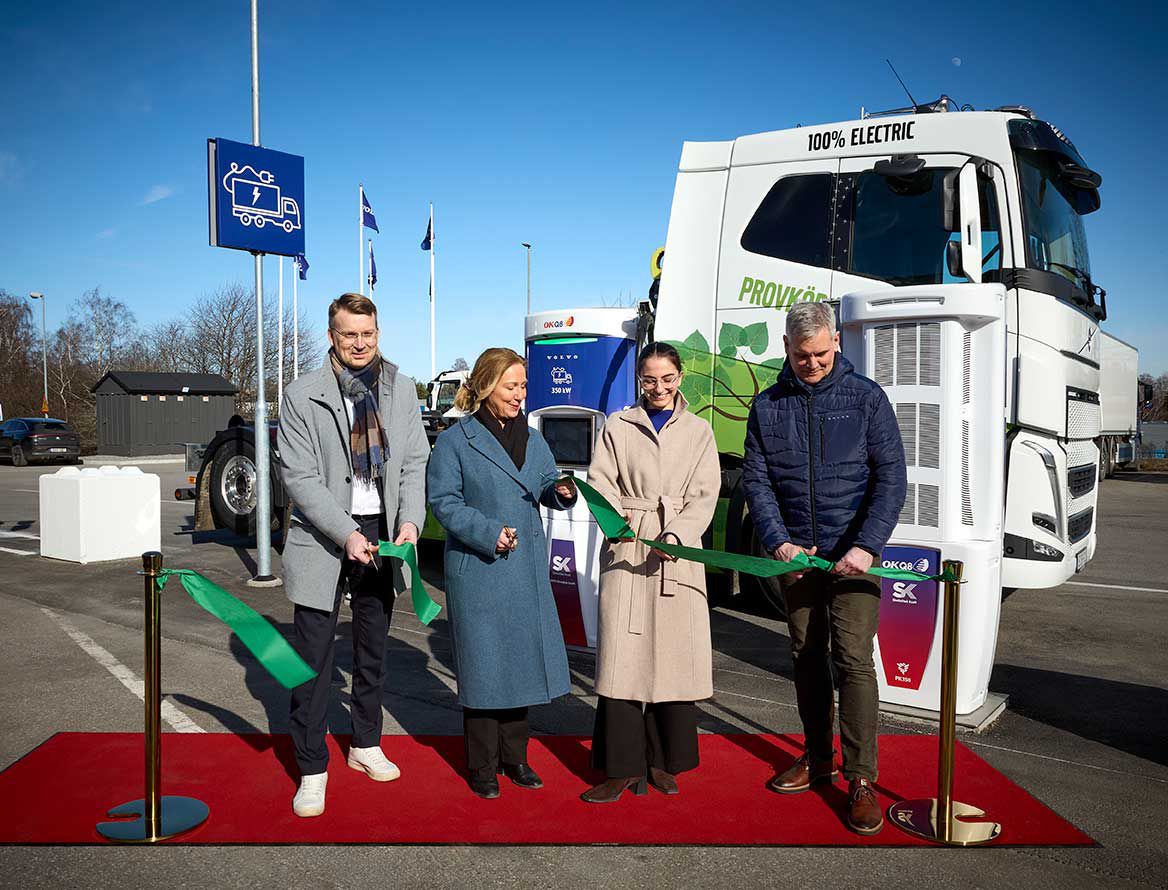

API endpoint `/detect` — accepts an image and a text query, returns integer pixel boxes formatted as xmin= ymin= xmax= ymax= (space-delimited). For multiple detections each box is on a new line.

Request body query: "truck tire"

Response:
xmin=208 ymin=439 xmax=277 ymax=537
xmin=746 ymin=519 xmax=788 ymax=620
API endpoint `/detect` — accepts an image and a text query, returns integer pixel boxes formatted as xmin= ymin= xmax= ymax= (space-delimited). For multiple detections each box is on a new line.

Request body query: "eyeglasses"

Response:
xmin=331 ymin=328 xmax=379 ymax=344
xmin=639 ymin=373 xmax=680 ymax=389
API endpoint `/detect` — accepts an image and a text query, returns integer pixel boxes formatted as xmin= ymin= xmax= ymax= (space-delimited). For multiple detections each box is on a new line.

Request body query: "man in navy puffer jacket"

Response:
xmin=742 ymin=301 xmax=906 ymax=836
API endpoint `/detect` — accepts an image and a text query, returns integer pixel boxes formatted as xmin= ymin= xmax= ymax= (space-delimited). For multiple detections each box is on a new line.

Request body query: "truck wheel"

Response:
xmin=11 ymin=446 xmax=27 ymax=468
xmin=209 ymin=440 xmax=277 ymax=537
xmin=239 ymin=213 xmax=252 ymax=226
xmin=282 ymin=220 xmax=294 ymax=233
xmin=747 ymin=521 xmax=788 ymax=620
xmin=255 ymin=217 xmax=266 ymax=228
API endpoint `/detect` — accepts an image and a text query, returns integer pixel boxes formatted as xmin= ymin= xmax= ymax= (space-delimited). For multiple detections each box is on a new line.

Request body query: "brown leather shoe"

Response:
xmin=846 ymin=777 xmax=884 ymax=835
xmin=580 ymin=775 xmax=648 ymax=803
xmin=767 ymin=752 xmax=838 ymax=794
xmin=648 ymin=767 xmax=679 ymax=795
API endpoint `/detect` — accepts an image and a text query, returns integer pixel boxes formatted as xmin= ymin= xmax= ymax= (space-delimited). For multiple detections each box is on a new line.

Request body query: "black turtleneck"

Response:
xmin=474 ymin=404 xmax=529 ymax=471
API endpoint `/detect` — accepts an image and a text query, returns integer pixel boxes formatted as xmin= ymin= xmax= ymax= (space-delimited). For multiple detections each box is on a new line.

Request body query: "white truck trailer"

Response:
xmin=1098 ymin=332 xmax=1140 ymax=477
xmin=652 ymin=97 xmax=1107 ymax=715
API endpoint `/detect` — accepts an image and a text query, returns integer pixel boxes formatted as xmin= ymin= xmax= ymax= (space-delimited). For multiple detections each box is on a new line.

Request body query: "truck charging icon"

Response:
xmin=221 ymin=162 xmax=302 ymax=232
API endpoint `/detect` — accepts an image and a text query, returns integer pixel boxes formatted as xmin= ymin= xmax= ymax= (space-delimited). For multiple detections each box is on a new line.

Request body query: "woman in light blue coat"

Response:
xmin=427 ymin=347 xmax=577 ymax=799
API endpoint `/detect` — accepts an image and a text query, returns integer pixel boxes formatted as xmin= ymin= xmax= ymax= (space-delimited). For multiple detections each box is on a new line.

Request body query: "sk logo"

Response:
xmin=551 ymin=555 xmax=573 ymax=573
xmin=897 ymin=662 xmax=910 ymax=675
xmin=891 ymin=582 xmax=918 ymax=604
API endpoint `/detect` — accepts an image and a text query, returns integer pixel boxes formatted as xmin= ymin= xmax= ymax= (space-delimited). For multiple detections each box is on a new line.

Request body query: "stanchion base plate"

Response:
xmin=96 ymin=796 xmax=209 ymax=843
xmin=889 ymin=798 xmax=1001 ymax=846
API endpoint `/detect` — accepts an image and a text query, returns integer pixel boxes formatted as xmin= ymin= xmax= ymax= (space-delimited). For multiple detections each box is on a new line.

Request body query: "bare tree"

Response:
xmin=0 ymin=290 xmax=40 ymax=418
xmin=451 ymin=356 xmax=469 ymax=372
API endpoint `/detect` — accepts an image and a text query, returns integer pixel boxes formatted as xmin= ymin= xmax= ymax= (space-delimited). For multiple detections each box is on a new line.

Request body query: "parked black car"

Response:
xmin=0 ymin=418 xmax=82 ymax=466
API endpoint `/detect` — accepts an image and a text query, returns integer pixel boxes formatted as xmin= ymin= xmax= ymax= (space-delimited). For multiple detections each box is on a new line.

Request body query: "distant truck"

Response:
xmin=1098 ymin=333 xmax=1141 ymax=478
xmin=182 ymin=367 xmax=468 ymax=536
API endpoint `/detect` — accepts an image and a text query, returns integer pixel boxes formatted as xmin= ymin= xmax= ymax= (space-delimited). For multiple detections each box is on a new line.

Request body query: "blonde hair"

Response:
xmin=454 ymin=347 xmax=526 ymax=413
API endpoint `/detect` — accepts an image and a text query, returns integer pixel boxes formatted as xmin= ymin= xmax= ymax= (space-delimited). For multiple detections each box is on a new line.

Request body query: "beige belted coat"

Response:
xmin=587 ymin=393 xmax=720 ymax=702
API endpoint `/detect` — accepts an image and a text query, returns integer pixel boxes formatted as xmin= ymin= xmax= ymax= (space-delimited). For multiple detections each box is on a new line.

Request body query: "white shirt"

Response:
xmin=342 ymin=396 xmax=384 ymax=517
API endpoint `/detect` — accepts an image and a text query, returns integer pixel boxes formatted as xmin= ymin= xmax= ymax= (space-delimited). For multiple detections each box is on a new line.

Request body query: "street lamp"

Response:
xmin=27 ymin=292 xmax=48 ymax=417
xmin=521 ymin=243 xmax=532 ymax=315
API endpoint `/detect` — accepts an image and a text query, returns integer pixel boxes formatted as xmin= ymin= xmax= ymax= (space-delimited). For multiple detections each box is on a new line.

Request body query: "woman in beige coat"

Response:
xmin=582 ymin=342 xmax=721 ymax=803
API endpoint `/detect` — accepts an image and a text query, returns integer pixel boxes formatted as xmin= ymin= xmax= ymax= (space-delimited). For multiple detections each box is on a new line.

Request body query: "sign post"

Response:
xmin=206 ymin=0 xmax=305 ymax=588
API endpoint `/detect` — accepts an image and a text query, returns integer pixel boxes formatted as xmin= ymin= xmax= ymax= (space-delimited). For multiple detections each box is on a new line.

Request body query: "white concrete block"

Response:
xmin=39 ymin=466 xmax=161 ymax=563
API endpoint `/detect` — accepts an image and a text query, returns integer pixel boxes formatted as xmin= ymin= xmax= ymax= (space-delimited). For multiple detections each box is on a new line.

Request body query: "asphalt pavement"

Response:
xmin=0 ymin=461 xmax=1164 ymax=889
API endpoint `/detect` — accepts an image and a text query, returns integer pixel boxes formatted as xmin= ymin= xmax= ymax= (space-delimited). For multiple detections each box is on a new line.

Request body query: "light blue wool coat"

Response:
xmin=426 ymin=415 xmax=574 ymax=710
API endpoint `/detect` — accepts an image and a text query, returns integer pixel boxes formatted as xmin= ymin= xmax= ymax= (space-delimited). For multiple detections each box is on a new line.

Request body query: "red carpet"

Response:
xmin=0 ymin=732 xmax=1091 ymax=845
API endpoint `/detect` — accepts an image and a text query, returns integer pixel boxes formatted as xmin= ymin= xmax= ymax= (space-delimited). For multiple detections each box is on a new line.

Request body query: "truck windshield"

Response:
xmin=434 ymin=382 xmax=460 ymax=412
xmin=1016 ymin=150 xmax=1093 ymax=290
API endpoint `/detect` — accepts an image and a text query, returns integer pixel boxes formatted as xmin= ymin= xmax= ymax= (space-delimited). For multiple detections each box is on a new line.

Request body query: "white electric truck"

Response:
xmin=652 ymin=97 xmax=1108 ymax=715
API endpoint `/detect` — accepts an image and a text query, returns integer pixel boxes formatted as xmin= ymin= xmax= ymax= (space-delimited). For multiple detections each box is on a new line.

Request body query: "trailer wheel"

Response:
xmin=209 ymin=440 xmax=277 ymax=537
xmin=239 ymin=213 xmax=252 ymax=226
xmin=255 ymin=216 xmax=266 ymax=228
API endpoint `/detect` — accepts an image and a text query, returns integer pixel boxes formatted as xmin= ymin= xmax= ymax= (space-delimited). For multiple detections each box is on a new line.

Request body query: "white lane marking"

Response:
xmin=965 ymin=740 xmax=1168 ymax=786
xmin=0 ymin=530 xmax=39 ymax=540
xmin=1066 ymin=581 xmax=1168 ymax=595
xmin=712 ymin=687 xmax=799 ymax=711
xmin=0 ymin=546 xmax=35 ymax=556
xmin=40 ymin=607 xmax=204 ymax=733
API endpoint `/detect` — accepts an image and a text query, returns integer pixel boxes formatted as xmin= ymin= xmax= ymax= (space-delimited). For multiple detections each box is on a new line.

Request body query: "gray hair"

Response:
xmin=785 ymin=301 xmax=836 ymax=342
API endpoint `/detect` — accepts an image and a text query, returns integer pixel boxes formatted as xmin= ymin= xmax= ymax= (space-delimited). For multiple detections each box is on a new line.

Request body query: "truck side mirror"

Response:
xmin=946 ymin=240 xmax=963 ymax=279
xmin=957 ymin=162 xmax=983 ymax=283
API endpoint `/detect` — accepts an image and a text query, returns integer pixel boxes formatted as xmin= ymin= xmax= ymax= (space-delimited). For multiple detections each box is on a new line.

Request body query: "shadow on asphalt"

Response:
xmin=1110 ymin=472 xmax=1168 ymax=485
xmin=990 ymin=663 xmax=1168 ymax=767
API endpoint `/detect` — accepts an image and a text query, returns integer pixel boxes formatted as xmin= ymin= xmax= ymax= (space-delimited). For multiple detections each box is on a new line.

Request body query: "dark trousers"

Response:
xmin=591 ymin=696 xmax=699 ymax=778
xmin=463 ymin=708 xmax=530 ymax=778
xmin=781 ymin=569 xmax=881 ymax=781
xmin=289 ymin=514 xmax=393 ymax=775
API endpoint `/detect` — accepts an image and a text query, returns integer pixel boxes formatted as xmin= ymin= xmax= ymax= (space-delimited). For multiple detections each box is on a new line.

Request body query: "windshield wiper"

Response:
xmin=1046 ymin=260 xmax=1106 ymax=318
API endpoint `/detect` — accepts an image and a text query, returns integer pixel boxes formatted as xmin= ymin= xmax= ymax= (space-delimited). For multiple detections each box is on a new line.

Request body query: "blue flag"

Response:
xmin=369 ymin=243 xmax=378 ymax=290
xmin=295 ymin=253 xmax=309 ymax=280
xmin=361 ymin=189 xmax=379 ymax=232
xmin=420 ymin=218 xmax=432 ymax=251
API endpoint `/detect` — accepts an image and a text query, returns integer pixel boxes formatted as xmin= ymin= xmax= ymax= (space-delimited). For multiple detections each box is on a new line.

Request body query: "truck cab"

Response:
xmin=655 ymin=101 xmax=1106 ymax=595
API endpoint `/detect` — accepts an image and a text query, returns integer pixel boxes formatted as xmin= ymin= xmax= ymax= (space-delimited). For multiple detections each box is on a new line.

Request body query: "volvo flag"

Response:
xmin=369 ymin=242 xmax=378 ymax=290
xmin=420 ymin=218 xmax=432 ymax=251
xmin=361 ymin=189 xmax=379 ymax=232
xmin=296 ymin=253 xmax=309 ymax=280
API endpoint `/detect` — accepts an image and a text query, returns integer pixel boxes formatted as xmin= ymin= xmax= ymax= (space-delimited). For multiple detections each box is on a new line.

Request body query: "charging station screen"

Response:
xmin=542 ymin=417 xmax=593 ymax=467
xmin=526 ymin=336 xmax=637 ymax=415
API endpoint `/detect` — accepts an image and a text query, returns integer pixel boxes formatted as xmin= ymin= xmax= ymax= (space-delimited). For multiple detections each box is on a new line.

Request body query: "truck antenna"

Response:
xmin=885 ymin=59 xmax=918 ymax=108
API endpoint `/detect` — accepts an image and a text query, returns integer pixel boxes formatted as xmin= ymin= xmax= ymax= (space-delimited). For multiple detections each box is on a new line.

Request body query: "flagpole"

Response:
xmin=359 ymin=183 xmax=365 ymax=296
xmin=429 ymin=201 xmax=436 ymax=380
xmin=292 ymin=258 xmax=299 ymax=380
xmin=277 ymin=255 xmax=284 ymax=411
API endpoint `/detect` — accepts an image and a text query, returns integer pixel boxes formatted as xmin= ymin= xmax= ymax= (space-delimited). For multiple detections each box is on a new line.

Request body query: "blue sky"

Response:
xmin=3 ymin=0 xmax=1166 ymax=380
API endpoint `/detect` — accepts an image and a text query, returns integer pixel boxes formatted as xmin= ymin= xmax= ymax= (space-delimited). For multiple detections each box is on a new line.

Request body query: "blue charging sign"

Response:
xmin=526 ymin=336 xmax=638 ymax=415
xmin=207 ymin=138 xmax=305 ymax=256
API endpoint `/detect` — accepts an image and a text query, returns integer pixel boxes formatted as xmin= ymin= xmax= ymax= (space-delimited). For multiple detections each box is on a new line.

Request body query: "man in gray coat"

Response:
xmin=277 ymin=292 xmax=429 ymax=818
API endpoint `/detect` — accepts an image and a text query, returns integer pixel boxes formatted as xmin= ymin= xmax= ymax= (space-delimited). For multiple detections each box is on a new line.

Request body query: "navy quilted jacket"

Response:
xmin=741 ymin=353 xmax=907 ymax=563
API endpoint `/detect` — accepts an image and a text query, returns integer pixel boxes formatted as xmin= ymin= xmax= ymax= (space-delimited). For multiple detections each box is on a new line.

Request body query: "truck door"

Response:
xmin=710 ymin=158 xmax=839 ymax=452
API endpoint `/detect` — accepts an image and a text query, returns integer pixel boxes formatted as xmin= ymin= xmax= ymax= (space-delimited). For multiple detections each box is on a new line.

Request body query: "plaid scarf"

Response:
xmin=330 ymin=349 xmax=386 ymax=484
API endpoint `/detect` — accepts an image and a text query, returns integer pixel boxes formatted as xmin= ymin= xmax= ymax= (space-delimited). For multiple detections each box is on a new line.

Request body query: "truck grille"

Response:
xmin=1066 ymin=387 xmax=1100 ymax=439
xmin=1067 ymin=464 xmax=1096 ymax=499
xmin=1068 ymin=507 xmax=1094 ymax=544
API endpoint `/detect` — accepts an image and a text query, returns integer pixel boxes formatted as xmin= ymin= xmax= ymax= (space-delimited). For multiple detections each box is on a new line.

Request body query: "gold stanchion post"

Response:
xmin=888 ymin=559 xmax=1002 ymax=846
xmin=96 ymin=552 xmax=209 ymax=842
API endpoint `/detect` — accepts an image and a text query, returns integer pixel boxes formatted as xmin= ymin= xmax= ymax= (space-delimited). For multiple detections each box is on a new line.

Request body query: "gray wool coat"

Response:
xmin=277 ymin=358 xmax=430 ymax=611
xmin=426 ymin=415 xmax=574 ymax=709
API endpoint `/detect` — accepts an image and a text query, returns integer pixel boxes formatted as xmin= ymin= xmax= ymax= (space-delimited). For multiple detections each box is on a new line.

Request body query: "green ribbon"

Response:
xmin=572 ymin=477 xmax=957 ymax=583
xmin=377 ymin=540 xmax=442 ymax=626
xmin=156 ymin=569 xmax=316 ymax=689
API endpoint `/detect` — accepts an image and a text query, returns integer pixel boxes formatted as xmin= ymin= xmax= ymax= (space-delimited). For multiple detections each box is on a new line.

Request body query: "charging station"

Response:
xmin=524 ymin=308 xmax=639 ymax=649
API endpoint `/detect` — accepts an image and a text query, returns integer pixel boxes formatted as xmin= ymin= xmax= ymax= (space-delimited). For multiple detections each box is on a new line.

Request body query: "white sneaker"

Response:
xmin=347 ymin=745 xmax=401 ymax=782
xmin=292 ymin=772 xmax=327 ymax=818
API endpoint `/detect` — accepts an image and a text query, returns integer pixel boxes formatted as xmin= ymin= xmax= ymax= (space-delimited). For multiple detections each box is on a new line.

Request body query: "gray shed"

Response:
xmin=91 ymin=371 xmax=238 ymax=456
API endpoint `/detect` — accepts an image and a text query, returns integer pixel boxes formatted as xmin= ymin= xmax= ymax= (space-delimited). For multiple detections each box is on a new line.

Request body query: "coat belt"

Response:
xmin=618 ymin=494 xmax=682 ymax=634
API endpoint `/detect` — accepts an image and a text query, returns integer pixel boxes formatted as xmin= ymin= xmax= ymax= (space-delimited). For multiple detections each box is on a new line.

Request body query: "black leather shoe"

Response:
xmin=498 ymin=762 xmax=543 ymax=789
xmin=648 ymin=767 xmax=679 ymax=795
xmin=469 ymin=773 xmax=500 ymax=799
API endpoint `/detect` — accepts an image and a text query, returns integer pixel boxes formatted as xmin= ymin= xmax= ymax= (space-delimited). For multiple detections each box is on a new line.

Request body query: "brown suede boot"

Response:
xmin=846 ymin=777 xmax=884 ymax=835
xmin=767 ymin=752 xmax=838 ymax=794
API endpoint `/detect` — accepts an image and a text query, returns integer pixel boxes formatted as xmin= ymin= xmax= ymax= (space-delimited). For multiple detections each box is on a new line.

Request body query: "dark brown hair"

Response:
xmin=636 ymin=341 xmax=683 ymax=375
